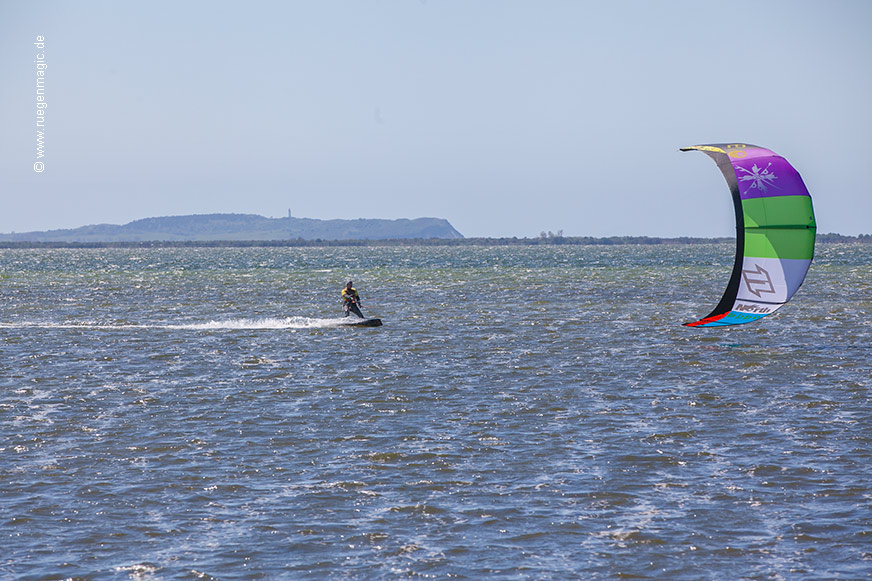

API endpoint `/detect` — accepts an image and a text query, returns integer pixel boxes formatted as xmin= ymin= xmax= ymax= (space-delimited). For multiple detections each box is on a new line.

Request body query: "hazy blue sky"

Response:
xmin=1 ymin=1 xmax=870 ymax=238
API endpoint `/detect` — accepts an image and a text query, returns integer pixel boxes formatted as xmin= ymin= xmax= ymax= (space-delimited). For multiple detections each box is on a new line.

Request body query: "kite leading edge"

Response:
xmin=680 ymin=143 xmax=816 ymax=327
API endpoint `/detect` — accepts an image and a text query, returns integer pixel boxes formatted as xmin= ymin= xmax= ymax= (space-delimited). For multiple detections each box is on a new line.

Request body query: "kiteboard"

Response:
xmin=341 ymin=318 xmax=382 ymax=327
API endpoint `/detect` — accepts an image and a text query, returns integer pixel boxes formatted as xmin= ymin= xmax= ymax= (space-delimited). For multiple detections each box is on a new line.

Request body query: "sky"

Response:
xmin=1 ymin=0 xmax=870 ymax=238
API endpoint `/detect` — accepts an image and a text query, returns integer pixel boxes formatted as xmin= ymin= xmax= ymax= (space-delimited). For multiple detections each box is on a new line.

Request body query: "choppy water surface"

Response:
xmin=1 ymin=244 xmax=870 ymax=579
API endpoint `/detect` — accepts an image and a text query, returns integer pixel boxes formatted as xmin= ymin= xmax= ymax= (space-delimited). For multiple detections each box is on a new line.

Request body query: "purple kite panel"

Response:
xmin=732 ymin=156 xmax=811 ymax=200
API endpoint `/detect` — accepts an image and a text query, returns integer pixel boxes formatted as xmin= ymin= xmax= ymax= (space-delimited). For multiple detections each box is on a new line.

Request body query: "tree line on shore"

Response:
xmin=0 ymin=233 xmax=867 ymax=249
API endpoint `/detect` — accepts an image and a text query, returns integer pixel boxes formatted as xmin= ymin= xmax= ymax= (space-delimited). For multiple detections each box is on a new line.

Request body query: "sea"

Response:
xmin=1 ymin=243 xmax=870 ymax=580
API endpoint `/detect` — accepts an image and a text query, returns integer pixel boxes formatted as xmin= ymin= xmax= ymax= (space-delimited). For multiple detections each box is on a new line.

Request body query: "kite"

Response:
xmin=680 ymin=143 xmax=816 ymax=327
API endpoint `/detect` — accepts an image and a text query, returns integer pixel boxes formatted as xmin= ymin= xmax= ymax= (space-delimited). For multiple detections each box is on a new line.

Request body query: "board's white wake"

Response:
xmin=0 ymin=317 xmax=355 ymax=330
xmin=167 ymin=317 xmax=348 ymax=330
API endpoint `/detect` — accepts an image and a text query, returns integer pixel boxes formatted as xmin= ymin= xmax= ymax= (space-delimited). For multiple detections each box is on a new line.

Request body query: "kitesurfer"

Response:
xmin=342 ymin=281 xmax=364 ymax=318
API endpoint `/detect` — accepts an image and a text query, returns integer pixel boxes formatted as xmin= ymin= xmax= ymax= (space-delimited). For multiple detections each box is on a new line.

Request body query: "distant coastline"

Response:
xmin=1 ymin=213 xmax=866 ymax=247
xmin=0 ymin=233 xmax=866 ymax=249
xmin=0 ymin=213 xmax=463 ymax=243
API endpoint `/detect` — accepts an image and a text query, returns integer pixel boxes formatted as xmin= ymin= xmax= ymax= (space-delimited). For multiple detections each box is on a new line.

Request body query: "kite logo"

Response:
xmin=737 ymin=162 xmax=778 ymax=192
xmin=742 ymin=264 xmax=776 ymax=297
xmin=726 ymin=143 xmax=748 ymax=159
xmin=734 ymin=303 xmax=772 ymax=314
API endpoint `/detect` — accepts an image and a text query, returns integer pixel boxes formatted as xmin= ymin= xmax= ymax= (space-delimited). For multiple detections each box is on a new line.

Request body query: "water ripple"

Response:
xmin=1 ymin=245 xmax=870 ymax=578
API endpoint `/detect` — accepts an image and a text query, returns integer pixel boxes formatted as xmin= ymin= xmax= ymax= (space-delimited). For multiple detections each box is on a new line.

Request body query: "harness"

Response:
xmin=342 ymin=288 xmax=359 ymax=305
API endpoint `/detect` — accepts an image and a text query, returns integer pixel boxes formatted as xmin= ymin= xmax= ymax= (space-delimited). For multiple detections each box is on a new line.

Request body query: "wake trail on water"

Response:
xmin=167 ymin=316 xmax=352 ymax=330
xmin=0 ymin=316 xmax=356 ymax=330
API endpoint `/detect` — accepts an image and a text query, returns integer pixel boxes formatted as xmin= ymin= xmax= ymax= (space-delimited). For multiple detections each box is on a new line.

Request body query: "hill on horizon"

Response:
xmin=0 ymin=214 xmax=464 ymax=242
